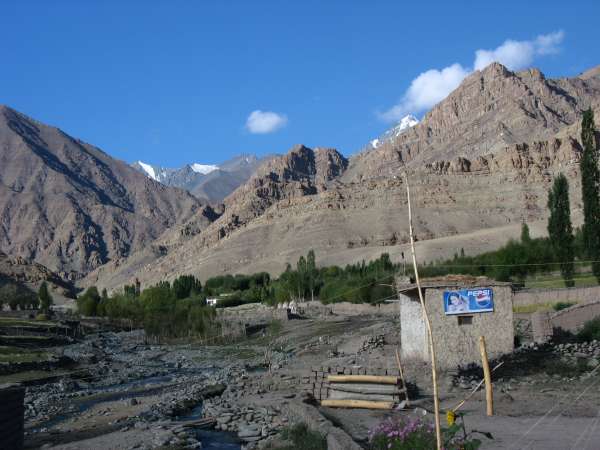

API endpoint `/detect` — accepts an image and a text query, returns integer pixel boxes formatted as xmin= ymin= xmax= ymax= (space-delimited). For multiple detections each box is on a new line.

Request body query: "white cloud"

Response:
xmin=245 ymin=110 xmax=288 ymax=134
xmin=380 ymin=64 xmax=469 ymax=122
xmin=380 ymin=31 xmax=565 ymax=122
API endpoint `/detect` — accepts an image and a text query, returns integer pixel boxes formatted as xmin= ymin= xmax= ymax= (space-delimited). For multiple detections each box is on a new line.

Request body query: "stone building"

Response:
xmin=397 ymin=276 xmax=514 ymax=370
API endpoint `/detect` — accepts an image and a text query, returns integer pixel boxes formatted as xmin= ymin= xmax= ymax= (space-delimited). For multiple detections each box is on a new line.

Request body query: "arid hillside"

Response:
xmin=0 ymin=105 xmax=216 ymax=279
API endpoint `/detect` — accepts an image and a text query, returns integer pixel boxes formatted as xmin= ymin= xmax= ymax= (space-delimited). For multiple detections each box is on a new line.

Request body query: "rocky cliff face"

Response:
xmin=343 ymin=63 xmax=600 ymax=182
xmin=0 ymin=105 xmax=211 ymax=278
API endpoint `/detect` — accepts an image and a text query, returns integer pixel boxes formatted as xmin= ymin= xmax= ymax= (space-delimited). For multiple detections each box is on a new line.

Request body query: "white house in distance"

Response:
xmin=206 ymin=298 xmax=218 ymax=307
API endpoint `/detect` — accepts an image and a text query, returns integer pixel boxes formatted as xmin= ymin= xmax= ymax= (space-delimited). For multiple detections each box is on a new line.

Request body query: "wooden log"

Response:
xmin=328 ymin=383 xmax=400 ymax=395
xmin=327 ymin=375 xmax=399 ymax=385
xmin=321 ymin=399 xmax=395 ymax=410
xmin=328 ymin=390 xmax=399 ymax=402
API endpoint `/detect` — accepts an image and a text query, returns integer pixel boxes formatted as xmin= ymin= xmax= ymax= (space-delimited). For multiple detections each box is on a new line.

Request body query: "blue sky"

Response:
xmin=1 ymin=1 xmax=598 ymax=167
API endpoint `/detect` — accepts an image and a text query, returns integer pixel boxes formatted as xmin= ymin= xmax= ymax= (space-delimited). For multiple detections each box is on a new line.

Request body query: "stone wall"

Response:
xmin=549 ymin=300 xmax=600 ymax=333
xmin=401 ymin=285 xmax=514 ymax=370
xmin=514 ymin=286 xmax=600 ymax=307
xmin=297 ymin=300 xmax=400 ymax=317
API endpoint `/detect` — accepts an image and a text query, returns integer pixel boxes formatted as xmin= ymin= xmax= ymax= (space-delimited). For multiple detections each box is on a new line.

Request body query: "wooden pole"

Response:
xmin=404 ymin=171 xmax=442 ymax=450
xmin=479 ymin=336 xmax=494 ymax=416
xmin=321 ymin=399 xmax=395 ymax=410
xmin=395 ymin=347 xmax=410 ymax=406
xmin=452 ymin=361 xmax=503 ymax=413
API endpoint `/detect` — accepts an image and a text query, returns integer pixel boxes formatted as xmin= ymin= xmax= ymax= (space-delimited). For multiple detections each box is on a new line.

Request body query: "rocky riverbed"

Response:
xmin=15 ymin=328 xmax=298 ymax=450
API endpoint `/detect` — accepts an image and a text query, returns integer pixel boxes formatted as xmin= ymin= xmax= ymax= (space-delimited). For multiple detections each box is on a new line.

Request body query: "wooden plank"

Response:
xmin=328 ymin=383 xmax=400 ymax=395
xmin=328 ymin=390 xmax=399 ymax=402
xmin=327 ymin=375 xmax=399 ymax=385
xmin=321 ymin=399 xmax=395 ymax=410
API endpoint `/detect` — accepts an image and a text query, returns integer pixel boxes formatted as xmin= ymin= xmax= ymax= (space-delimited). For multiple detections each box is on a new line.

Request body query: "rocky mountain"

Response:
xmin=0 ymin=251 xmax=76 ymax=302
xmin=0 ymin=105 xmax=212 ymax=278
xmin=132 ymin=154 xmax=274 ymax=203
xmin=345 ymin=63 xmax=600 ymax=181
xmin=84 ymin=62 xmax=600 ymax=291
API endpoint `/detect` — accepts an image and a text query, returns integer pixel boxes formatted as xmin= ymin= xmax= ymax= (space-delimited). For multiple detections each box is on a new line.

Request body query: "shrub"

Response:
xmin=271 ymin=423 xmax=326 ymax=450
xmin=553 ymin=301 xmax=575 ymax=311
xmin=578 ymin=317 xmax=600 ymax=342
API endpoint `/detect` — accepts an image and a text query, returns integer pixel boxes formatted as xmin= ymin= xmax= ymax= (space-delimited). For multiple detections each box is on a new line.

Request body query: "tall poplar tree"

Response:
xmin=580 ymin=108 xmax=600 ymax=281
xmin=38 ymin=281 xmax=53 ymax=314
xmin=548 ymin=174 xmax=575 ymax=287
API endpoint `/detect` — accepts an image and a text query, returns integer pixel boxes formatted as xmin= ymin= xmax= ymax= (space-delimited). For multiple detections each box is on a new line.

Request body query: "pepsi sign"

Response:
xmin=443 ymin=288 xmax=494 ymax=315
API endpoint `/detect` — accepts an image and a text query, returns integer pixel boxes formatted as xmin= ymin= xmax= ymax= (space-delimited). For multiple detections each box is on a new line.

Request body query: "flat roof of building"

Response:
xmin=396 ymin=275 xmax=512 ymax=295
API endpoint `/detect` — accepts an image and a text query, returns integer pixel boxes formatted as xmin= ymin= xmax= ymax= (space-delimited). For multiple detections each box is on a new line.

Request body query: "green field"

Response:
xmin=523 ymin=273 xmax=598 ymax=289
xmin=0 ymin=345 xmax=52 ymax=364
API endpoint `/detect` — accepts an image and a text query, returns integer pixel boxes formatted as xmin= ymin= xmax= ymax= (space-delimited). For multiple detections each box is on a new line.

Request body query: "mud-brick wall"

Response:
xmin=0 ymin=386 xmax=25 ymax=450
xmin=297 ymin=300 xmax=400 ymax=317
xmin=401 ymin=285 xmax=514 ymax=370
xmin=550 ymin=300 xmax=600 ymax=333
xmin=513 ymin=286 xmax=600 ymax=307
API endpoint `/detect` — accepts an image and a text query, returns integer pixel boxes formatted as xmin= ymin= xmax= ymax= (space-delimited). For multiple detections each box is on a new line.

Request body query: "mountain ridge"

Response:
xmin=83 ymin=63 xmax=600 ymax=291
xmin=131 ymin=154 xmax=275 ymax=203
xmin=0 ymin=105 xmax=207 ymax=278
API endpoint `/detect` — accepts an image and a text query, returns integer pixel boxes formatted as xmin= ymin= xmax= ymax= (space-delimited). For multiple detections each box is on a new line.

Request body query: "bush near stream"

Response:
xmin=77 ymin=276 xmax=218 ymax=339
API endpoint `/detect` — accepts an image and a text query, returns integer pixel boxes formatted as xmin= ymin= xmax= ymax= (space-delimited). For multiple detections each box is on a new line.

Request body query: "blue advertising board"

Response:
xmin=443 ymin=288 xmax=494 ymax=315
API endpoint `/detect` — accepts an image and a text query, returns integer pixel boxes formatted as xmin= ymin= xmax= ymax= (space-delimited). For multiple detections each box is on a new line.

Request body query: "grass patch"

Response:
xmin=0 ymin=317 xmax=57 ymax=327
xmin=0 ymin=370 xmax=74 ymax=385
xmin=523 ymin=273 xmax=598 ymax=289
xmin=265 ymin=423 xmax=327 ymax=450
xmin=268 ymin=320 xmax=283 ymax=336
xmin=514 ymin=303 xmax=554 ymax=314
xmin=0 ymin=346 xmax=51 ymax=363
xmin=514 ymin=301 xmax=578 ymax=314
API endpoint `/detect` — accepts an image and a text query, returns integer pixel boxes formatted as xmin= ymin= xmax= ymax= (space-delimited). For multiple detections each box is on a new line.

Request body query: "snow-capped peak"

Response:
xmin=369 ymin=114 xmax=419 ymax=149
xmin=190 ymin=163 xmax=219 ymax=174
xmin=136 ymin=161 xmax=158 ymax=180
xmin=396 ymin=114 xmax=419 ymax=134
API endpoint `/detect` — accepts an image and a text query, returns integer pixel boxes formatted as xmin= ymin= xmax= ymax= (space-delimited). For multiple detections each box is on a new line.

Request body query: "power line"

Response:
xmin=417 ymin=259 xmax=600 ymax=269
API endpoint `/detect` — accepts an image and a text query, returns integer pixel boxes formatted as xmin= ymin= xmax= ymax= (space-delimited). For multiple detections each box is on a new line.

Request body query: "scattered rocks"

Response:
xmin=358 ymin=335 xmax=385 ymax=353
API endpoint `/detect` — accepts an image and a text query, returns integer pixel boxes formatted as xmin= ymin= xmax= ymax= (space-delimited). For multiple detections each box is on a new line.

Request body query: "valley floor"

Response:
xmin=3 ymin=312 xmax=600 ymax=449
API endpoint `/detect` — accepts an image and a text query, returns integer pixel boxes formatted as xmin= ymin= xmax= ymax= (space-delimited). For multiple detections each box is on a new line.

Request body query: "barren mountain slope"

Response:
xmin=343 ymin=62 xmax=600 ymax=181
xmin=0 ymin=105 xmax=213 ymax=278
xmin=85 ymin=64 xmax=600 ymax=291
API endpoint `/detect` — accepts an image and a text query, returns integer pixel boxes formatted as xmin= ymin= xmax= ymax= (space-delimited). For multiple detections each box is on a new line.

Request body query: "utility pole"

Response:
xmin=403 ymin=170 xmax=442 ymax=450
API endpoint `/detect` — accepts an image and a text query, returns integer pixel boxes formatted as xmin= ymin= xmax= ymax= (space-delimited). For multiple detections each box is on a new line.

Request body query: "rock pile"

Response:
xmin=553 ymin=341 xmax=600 ymax=358
xmin=204 ymin=399 xmax=286 ymax=448
xmin=358 ymin=335 xmax=385 ymax=353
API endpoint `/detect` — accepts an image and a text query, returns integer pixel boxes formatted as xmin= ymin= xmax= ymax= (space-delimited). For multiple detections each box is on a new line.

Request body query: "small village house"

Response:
xmin=396 ymin=276 xmax=514 ymax=370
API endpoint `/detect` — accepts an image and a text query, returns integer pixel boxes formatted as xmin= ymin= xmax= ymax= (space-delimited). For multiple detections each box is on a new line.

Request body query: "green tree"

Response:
xmin=580 ymin=108 xmax=600 ymax=281
xmin=172 ymin=275 xmax=202 ymax=300
xmin=77 ymin=286 xmax=101 ymax=316
xmin=548 ymin=174 xmax=575 ymax=287
xmin=38 ymin=281 xmax=53 ymax=314
xmin=520 ymin=222 xmax=531 ymax=245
